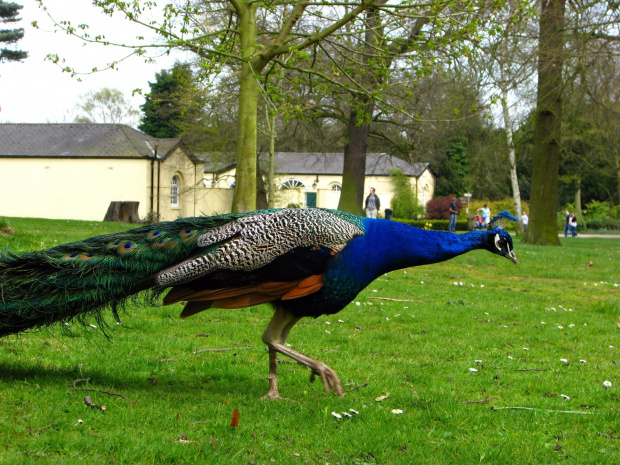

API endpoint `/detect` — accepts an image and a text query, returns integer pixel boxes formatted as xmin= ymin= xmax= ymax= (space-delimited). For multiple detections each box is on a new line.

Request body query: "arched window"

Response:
xmin=228 ymin=181 xmax=235 ymax=189
xmin=279 ymin=179 xmax=306 ymax=190
xmin=330 ymin=183 xmax=342 ymax=191
xmin=171 ymin=176 xmax=180 ymax=208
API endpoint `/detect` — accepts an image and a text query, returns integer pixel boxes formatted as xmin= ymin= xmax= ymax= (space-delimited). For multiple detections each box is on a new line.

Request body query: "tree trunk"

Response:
xmin=104 ymin=201 xmax=141 ymax=223
xmin=522 ymin=0 xmax=565 ymax=246
xmin=615 ymin=153 xmax=620 ymax=203
xmin=337 ymin=7 xmax=380 ymax=216
xmin=575 ymin=182 xmax=582 ymax=219
xmin=338 ymin=107 xmax=370 ymax=216
xmin=231 ymin=4 xmax=258 ymax=213
xmin=268 ymin=110 xmax=276 ymax=209
xmin=500 ymin=79 xmax=523 ymax=235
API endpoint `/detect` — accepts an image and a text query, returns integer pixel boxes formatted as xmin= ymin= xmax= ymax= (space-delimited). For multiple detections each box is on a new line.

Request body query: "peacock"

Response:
xmin=0 ymin=208 xmax=518 ymax=399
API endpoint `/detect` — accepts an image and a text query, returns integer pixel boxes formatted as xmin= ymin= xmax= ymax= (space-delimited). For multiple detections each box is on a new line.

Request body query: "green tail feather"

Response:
xmin=0 ymin=213 xmax=252 ymax=337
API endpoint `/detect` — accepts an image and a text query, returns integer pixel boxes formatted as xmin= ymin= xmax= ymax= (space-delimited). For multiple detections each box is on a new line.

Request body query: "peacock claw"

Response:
xmin=309 ymin=363 xmax=343 ymax=397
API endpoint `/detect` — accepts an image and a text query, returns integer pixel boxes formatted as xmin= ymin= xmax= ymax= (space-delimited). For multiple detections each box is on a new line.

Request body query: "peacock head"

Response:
xmin=485 ymin=228 xmax=517 ymax=264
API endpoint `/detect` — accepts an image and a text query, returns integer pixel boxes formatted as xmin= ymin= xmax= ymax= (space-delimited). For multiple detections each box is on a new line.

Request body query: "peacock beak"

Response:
xmin=506 ymin=250 xmax=518 ymax=264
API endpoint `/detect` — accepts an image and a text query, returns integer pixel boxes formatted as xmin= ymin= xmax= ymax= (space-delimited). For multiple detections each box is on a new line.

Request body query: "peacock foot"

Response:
xmin=309 ymin=361 xmax=344 ymax=397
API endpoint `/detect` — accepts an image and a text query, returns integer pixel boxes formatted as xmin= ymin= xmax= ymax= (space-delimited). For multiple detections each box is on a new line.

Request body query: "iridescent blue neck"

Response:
xmin=346 ymin=219 xmax=493 ymax=281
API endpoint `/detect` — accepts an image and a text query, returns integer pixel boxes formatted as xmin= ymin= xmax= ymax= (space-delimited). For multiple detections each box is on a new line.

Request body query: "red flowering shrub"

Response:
xmin=426 ymin=195 xmax=461 ymax=220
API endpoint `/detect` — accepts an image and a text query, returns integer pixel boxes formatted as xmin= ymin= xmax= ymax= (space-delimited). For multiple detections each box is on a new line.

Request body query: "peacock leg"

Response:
xmin=262 ymin=305 xmax=344 ymax=398
xmin=264 ymin=347 xmax=280 ymax=400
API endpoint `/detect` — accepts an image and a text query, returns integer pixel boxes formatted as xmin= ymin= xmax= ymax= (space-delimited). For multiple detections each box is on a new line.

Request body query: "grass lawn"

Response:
xmin=0 ymin=217 xmax=618 ymax=464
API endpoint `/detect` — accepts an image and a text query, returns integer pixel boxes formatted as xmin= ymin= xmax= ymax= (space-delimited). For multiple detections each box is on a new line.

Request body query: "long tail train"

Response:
xmin=0 ymin=215 xmax=244 ymax=337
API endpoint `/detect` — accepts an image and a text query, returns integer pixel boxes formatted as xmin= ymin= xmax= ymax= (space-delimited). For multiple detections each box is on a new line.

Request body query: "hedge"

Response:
xmin=392 ymin=218 xmax=469 ymax=231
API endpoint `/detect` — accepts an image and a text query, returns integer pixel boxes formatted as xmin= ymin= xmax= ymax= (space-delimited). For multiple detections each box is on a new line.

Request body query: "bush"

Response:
xmin=426 ymin=195 xmax=461 ymax=220
xmin=389 ymin=169 xmax=424 ymax=219
xmin=583 ymin=200 xmax=609 ymax=221
xmin=586 ymin=218 xmax=620 ymax=231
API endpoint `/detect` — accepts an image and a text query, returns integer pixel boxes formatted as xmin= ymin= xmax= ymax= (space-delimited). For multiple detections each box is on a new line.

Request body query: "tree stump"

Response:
xmin=104 ymin=201 xmax=141 ymax=223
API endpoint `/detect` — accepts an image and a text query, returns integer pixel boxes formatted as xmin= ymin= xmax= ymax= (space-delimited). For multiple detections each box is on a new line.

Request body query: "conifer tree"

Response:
xmin=0 ymin=1 xmax=27 ymax=62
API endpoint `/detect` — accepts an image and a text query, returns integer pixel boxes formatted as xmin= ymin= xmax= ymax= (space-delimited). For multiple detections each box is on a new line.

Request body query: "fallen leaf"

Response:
xmin=231 ymin=408 xmax=239 ymax=427
xmin=375 ymin=393 xmax=390 ymax=402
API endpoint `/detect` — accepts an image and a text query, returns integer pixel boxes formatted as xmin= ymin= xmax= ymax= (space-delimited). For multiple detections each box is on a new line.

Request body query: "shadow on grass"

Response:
xmin=0 ymin=358 xmax=262 ymax=399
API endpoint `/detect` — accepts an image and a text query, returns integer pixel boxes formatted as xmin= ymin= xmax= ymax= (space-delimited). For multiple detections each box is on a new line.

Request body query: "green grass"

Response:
xmin=0 ymin=217 xmax=618 ymax=464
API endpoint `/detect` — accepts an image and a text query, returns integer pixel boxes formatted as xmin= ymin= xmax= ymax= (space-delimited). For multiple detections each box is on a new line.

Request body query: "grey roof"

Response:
xmin=0 ymin=123 xmax=181 ymax=159
xmin=202 ymin=152 xmax=429 ymax=178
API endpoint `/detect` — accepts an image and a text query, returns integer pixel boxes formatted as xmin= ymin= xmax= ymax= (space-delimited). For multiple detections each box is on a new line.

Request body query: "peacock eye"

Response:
xmin=494 ymin=234 xmax=508 ymax=250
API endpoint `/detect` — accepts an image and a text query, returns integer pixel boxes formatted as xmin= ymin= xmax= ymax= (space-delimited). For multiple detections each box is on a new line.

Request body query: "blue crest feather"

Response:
xmin=488 ymin=210 xmax=518 ymax=229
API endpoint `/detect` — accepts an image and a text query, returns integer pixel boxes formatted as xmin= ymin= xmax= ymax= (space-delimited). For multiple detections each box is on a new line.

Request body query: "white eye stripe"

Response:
xmin=495 ymin=234 xmax=501 ymax=250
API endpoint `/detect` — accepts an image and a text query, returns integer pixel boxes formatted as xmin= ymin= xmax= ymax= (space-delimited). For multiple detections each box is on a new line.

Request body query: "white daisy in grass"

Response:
xmin=580 ymin=360 xmax=587 ymax=364
xmin=391 ymin=409 xmax=403 ymax=414
xmin=474 ymin=360 xmax=483 ymax=364
xmin=331 ymin=412 xmax=342 ymax=419
xmin=469 ymin=368 xmax=478 ymax=372
xmin=560 ymin=358 xmax=568 ymax=363
xmin=325 ymin=321 xmax=331 ymax=325
xmin=508 ymin=356 xmax=514 ymax=360
xmin=325 ymin=330 xmax=331 ymax=334
xmin=355 ymin=302 xmax=361 ymax=306
xmin=342 ymin=412 xmax=352 ymax=418
xmin=349 ymin=409 xmax=359 ymax=415
xmin=557 ymin=325 xmax=564 ymax=329
xmin=561 ymin=394 xmax=570 ymax=400
xmin=603 ymin=381 xmax=612 ymax=388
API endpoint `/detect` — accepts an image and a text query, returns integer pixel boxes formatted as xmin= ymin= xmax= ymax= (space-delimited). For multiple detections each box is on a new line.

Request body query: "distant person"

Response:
xmin=477 ymin=204 xmax=491 ymax=229
xmin=521 ymin=211 xmax=529 ymax=232
xmin=569 ymin=212 xmax=578 ymax=237
xmin=365 ymin=187 xmax=380 ymax=219
xmin=448 ymin=197 xmax=458 ymax=233
xmin=564 ymin=210 xmax=571 ymax=237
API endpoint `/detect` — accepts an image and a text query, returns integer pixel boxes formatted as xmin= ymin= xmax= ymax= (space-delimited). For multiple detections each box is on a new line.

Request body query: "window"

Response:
xmin=171 ymin=176 xmax=180 ymax=208
xmin=279 ymin=179 xmax=306 ymax=190
xmin=330 ymin=184 xmax=342 ymax=191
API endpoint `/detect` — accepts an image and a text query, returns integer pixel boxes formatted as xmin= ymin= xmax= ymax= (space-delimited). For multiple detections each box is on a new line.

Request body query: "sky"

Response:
xmin=0 ymin=1 xmax=183 ymax=125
